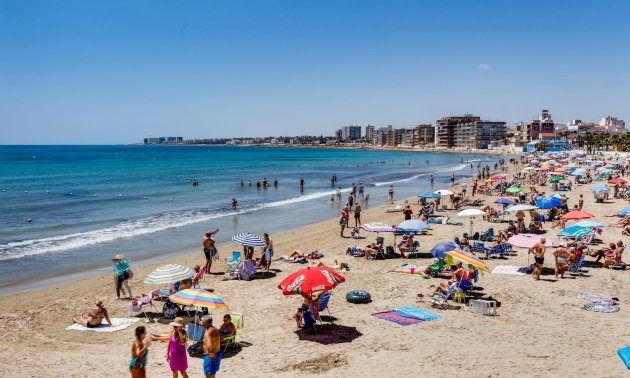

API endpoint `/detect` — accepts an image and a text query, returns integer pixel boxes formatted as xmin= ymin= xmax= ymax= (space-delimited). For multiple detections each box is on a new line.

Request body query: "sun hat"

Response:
xmin=112 ymin=254 xmax=124 ymax=261
xmin=407 ymin=233 xmax=414 ymax=238
xmin=169 ymin=317 xmax=185 ymax=327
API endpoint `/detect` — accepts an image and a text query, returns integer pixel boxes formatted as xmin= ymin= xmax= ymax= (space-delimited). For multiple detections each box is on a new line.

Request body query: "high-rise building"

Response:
xmin=435 ymin=115 xmax=506 ymax=149
xmin=365 ymin=125 xmax=375 ymax=142
xmin=528 ymin=110 xmax=555 ymax=140
xmin=599 ymin=116 xmax=626 ymax=132
xmin=340 ymin=125 xmax=362 ymax=140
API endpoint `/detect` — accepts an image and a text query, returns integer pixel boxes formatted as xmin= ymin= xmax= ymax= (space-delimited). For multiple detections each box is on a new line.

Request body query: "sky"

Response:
xmin=1 ymin=0 xmax=629 ymax=144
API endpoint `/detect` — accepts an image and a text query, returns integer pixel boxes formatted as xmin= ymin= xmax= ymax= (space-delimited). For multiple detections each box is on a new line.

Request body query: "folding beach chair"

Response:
xmin=406 ymin=241 xmax=422 ymax=259
xmin=192 ymin=266 xmax=207 ymax=289
xmin=221 ymin=312 xmax=243 ymax=352
xmin=225 ymin=251 xmax=242 ymax=278
xmin=431 ymin=278 xmax=471 ymax=309
xmin=315 ymin=292 xmax=333 ymax=325
xmin=369 ymin=237 xmax=386 ymax=260
xmin=568 ymin=253 xmax=586 ymax=276
xmin=472 ymin=242 xmax=486 ymax=256
xmin=430 ymin=258 xmax=446 ymax=277
xmin=128 ymin=289 xmax=160 ymax=318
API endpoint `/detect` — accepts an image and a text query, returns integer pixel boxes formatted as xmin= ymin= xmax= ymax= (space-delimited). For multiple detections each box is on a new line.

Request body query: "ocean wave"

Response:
xmin=0 ymin=189 xmax=347 ymax=261
xmin=373 ymin=164 xmax=468 ymax=187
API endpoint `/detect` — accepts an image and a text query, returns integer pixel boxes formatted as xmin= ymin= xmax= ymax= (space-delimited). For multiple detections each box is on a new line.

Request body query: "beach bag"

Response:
xmin=472 ymin=232 xmax=480 ymax=240
xmin=187 ymin=341 xmax=203 ymax=357
xmin=162 ymin=300 xmax=179 ymax=319
xmin=385 ymin=246 xmax=395 ymax=258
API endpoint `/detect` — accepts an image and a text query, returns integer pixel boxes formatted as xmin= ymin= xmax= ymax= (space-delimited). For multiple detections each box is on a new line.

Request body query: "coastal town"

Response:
xmin=144 ymin=109 xmax=628 ymax=152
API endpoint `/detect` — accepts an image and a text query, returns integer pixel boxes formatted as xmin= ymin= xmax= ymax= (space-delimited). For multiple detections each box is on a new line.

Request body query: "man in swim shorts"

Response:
xmin=203 ymin=230 xmax=219 ymax=273
xmin=202 ymin=315 xmax=221 ymax=378
xmin=529 ymin=237 xmax=547 ymax=280
xmin=262 ymin=233 xmax=274 ymax=271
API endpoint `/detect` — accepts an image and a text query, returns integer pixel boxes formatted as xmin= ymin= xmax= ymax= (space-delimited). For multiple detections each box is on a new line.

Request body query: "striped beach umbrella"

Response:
xmin=169 ymin=289 xmax=229 ymax=310
xmin=558 ymin=225 xmax=591 ymax=239
xmin=360 ymin=222 xmax=395 ymax=233
xmin=561 ymin=210 xmax=594 ymax=220
xmin=446 ymin=249 xmax=490 ymax=273
xmin=144 ymin=264 xmax=194 ymax=285
xmin=231 ymin=233 xmax=266 ymax=247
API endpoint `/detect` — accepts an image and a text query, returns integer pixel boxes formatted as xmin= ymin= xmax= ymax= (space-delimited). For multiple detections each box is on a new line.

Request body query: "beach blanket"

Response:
xmin=372 ymin=306 xmax=441 ymax=325
xmin=618 ymin=346 xmax=630 ymax=370
xmin=66 ymin=318 xmax=139 ymax=332
xmin=492 ymin=265 xmax=527 ymax=276
xmin=390 ymin=264 xmax=425 ymax=275
xmin=576 ymin=292 xmax=617 ymax=304
xmin=582 ymin=302 xmax=620 ymax=313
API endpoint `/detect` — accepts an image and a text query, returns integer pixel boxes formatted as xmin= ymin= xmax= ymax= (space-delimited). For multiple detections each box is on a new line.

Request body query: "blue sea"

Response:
xmin=0 ymin=145 xmax=504 ymax=291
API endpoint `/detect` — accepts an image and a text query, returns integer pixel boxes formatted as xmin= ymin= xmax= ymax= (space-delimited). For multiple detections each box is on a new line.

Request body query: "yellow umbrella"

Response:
xmin=446 ymin=249 xmax=490 ymax=273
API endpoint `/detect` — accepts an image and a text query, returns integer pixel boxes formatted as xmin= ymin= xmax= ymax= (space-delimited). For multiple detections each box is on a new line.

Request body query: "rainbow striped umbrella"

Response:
xmin=144 ymin=264 xmax=194 ymax=285
xmin=169 ymin=289 xmax=229 ymax=310
xmin=360 ymin=222 xmax=395 ymax=233
xmin=446 ymin=249 xmax=490 ymax=273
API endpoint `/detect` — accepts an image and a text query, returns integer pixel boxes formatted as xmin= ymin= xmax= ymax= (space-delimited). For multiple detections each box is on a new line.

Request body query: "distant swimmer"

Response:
xmin=256 ymin=181 xmax=261 ymax=188
xmin=144 ymin=196 xmax=148 ymax=200
xmin=263 ymin=177 xmax=268 ymax=188
xmin=240 ymin=180 xmax=244 ymax=187
xmin=231 ymin=197 xmax=238 ymax=210
xmin=300 ymin=178 xmax=304 ymax=191
xmin=118 ymin=194 xmax=123 ymax=197
xmin=27 ymin=218 xmax=32 ymax=223
xmin=430 ymin=174 xmax=434 ymax=185
xmin=248 ymin=180 xmax=252 ymax=187
xmin=450 ymin=174 xmax=455 ymax=186
xmin=191 ymin=179 xmax=199 ymax=186
xmin=273 ymin=178 xmax=278 ymax=187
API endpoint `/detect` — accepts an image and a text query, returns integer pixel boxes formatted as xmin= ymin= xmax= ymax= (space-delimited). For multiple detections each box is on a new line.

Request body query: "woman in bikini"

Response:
xmin=130 ymin=325 xmax=150 ymax=378
xmin=219 ymin=314 xmax=236 ymax=342
xmin=73 ymin=301 xmax=112 ymax=328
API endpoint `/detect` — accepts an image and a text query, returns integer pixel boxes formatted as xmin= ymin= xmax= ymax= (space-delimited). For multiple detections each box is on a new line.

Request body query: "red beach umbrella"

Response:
xmin=561 ymin=210 xmax=594 ymax=220
xmin=278 ymin=266 xmax=345 ymax=296
xmin=609 ymin=178 xmax=626 ymax=184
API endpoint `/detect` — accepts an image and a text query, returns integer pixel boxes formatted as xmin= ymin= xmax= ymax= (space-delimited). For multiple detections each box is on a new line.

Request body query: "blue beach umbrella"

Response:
xmin=590 ymin=184 xmax=610 ymax=193
xmin=418 ymin=192 xmax=440 ymax=199
xmin=232 ymin=233 xmax=266 ymax=247
xmin=495 ymin=197 xmax=516 ymax=205
xmin=570 ymin=169 xmax=586 ymax=176
xmin=575 ymin=220 xmax=604 ymax=228
xmin=430 ymin=242 xmax=457 ymax=259
xmin=396 ymin=219 xmax=430 ymax=233
xmin=536 ymin=196 xmax=562 ymax=209
xmin=619 ymin=208 xmax=630 ymax=217
xmin=558 ymin=225 xmax=591 ymax=239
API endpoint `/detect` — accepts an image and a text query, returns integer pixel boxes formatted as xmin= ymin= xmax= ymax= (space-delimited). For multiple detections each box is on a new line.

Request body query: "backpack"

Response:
xmin=162 ymin=299 xmax=179 ymax=319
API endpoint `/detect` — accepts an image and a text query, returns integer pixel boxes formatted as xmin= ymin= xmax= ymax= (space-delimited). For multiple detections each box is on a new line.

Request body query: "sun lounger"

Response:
xmin=385 ymin=203 xmax=404 ymax=212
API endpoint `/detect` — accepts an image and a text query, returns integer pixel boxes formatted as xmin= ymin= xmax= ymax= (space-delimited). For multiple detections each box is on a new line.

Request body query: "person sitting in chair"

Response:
xmin=219 ymin=314 xmax=236 ymax=342
xmin=424 ymin=261 xmax=466 ymax=297
xmin=397 ymin=234 xmax=414 ymax=258
xmin=498 ymin=221 xmax=517 ymax=240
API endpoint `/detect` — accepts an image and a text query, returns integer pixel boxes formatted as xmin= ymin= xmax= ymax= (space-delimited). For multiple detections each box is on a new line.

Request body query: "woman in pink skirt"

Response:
xmin=166 ymin=317 xmax=189 ymax=378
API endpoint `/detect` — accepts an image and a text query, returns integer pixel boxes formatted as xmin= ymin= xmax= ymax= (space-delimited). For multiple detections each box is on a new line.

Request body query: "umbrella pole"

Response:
xmin=470 ymin=219 xmax=473 ymax=237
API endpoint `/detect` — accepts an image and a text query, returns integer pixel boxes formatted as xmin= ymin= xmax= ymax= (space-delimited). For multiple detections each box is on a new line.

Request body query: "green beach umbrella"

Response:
xmin=549 ymin=176 xmax=565 ymax=183
xmin=505 ymin=186 xmax=523 ymax=194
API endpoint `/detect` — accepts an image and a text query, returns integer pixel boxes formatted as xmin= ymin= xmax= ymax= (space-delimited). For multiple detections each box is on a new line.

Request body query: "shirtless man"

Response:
xmin=529 ymin=237 xmax=547 ymax=280
xmin=202 ymin=315 xmax=221 ymax=378
xmin=354 ymin=203 xmax=362 ymax=227
xmin=202 ymin=230 xmax=219 ymax=273
xmin=427 ymin=261 xmax=465 ymax=296
xmin=262 ymin=233 xmax=274 ymax=271
xmin=231 ymin=197 xmax=238 ymax=210
xmin=553 ymin=243 xmax=570 ymax=278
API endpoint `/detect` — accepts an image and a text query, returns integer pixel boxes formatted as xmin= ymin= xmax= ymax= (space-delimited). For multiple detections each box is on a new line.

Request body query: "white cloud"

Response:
xmin=478 ymin=63 xmax=490 ymax=70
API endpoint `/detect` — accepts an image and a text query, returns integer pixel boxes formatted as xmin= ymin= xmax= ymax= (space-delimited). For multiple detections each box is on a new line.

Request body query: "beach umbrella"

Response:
xmin=435 ymin=189 xmax=454 ymax=196
xmin=491 ymin=175 xmax=506 ymax=182
xmin=570 ymin=169 xmax=586 ymax=176
xmin=549 ymin=176 xmax=565 ymax=183
xmin=446 ymin=250 xmax=490 ymax=273
xmin=169 ymin=289 xmax=229 ymax=310
xmin=278 ymin=266 xmax=345 ymax=296
xmin=360 ymin=222 xmax=395 ymax=234
xmin=598 ymin=168 xmax=613 ymax=174
xmin=418 ymin=192 xmax=440 ymax=199
xmin=396 ymin=219 xmax=429 ymax=233
xmin=618 ymin=208 xmax=630 ymax=217
xmin=457 ymin=209 xmax=486 ymax=235
xmin=554 ymin=168 xmax=567 ymax=173
xmin=505 ymin=204 xmax=538 ymax=212
xmin=505 ymin=186 xmax=523 ymax=194
xmin=549 ymin=192 xmax=569 ymax=199
xmin=563 ymin=164 xmax=577 ymax=169
xmin=590 ymin=184 xmax=610 ymax=193
xmin=521 ymin=167 xmax=536 ymax=171
xmin=561 ymin=210 xmax=594 ymax=220
xmin=575 ymin=220 xmax=604 ymax=228
xmin=507 ymin=234 xmax=553 ymax=248
xmin=494 ymin=197 xmax=516 ymax=205
xmin=429 ymin=242 xmax=457 ymax=259
xmin=231 ymin=233 xmax=266 ymax=247
xmin=609 ymin=178 xmax=627 ymax=184
xmin=536 ymin=196 xmax=562 ymax=209
xmin=144 ymin=264 xmax=194 ymax=285
xmin=558 ymin=225 xmax=591 ymax=239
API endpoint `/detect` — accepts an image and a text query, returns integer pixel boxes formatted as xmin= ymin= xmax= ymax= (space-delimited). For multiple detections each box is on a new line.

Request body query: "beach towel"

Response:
xmin=66 ymin=318 xmax=139 ymax=332
xmin=372 ymin=310 xmax=424 ymax=325
xmin=576 ymin=292 xmax=617 ymax=304
xmin=395 ymin=306 xmax=442 ymax=321
xmin=582 ymin=302 xmax=620 ymax=313
xmin=618 ymin=346 xmax=630 ymax=370
xmin=390 ymin=264 xmax=425 ymax=275
xmin=492 ymin=265 xmax=528 ymax=276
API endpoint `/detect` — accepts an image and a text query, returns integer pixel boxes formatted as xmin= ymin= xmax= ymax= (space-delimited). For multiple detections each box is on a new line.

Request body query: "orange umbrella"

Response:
xmin=561 ymin=210 xmax=594 ymax=220
xmin=554 ymin=168 xmax=567 ymax=173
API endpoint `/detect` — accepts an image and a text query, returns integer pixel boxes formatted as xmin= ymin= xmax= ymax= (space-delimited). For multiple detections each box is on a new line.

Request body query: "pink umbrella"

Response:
xmin=507 ymin=234 xmax=554 ymax=248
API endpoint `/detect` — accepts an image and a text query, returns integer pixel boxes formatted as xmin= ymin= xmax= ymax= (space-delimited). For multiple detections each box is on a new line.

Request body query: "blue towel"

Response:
xmin=618 ymin=346 xmax=630 ymax=369
xmin=395 ymin=306 xmax=442 ymax=321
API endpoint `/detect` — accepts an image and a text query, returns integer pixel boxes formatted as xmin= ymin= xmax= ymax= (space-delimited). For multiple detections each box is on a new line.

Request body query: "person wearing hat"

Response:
xmin=553 ymin=242 xmax=570 ymax=279
xmin=397 ymin=233 xmax=415 ymax=258
xmin=166 ymin=317 xmax=189 ymax=377
xmin=112 ymin=254 xmax=133 ymax=300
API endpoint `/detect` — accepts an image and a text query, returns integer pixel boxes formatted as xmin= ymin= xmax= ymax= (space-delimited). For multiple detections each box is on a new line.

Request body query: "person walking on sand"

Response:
xmin=113 ymin=254 xmax=133 ymax=300
xmin=166 ymin=317 xmax=189 ymax=378
xmin=130 ymin=325 xmax=150 ymax=378
xmin=202 ymin=230 xmax=219 ymax=273
xmin=202 ymin=315 xmax=221 ymax=378
xmin=529 ymin=238 xmax=547 ymax=280
xmin=262 ymin=233 xmax=274 ymax=271
xmin=387 ymin=185 xmax=394 ymax=202
xmin=461 ymin=182 xmax=467 ymax=197
xmin=354 ymin=203 xmax=362 ymax=227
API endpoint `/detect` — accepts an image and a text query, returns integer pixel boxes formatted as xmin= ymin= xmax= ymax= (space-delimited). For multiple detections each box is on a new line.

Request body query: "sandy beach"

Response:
xmin=1 ymin=157 xmax=629 ymax=377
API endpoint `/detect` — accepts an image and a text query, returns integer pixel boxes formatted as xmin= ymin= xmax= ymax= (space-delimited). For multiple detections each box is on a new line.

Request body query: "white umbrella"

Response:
xmin=457 ymin=208 xmax=486 ymax=235
xmin=505 ymin=204 xmax=538 ymax=212
xmin=435 ymin=189 xmax=454 ymax=196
